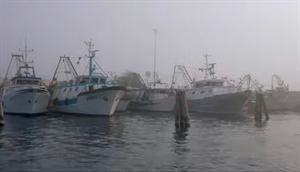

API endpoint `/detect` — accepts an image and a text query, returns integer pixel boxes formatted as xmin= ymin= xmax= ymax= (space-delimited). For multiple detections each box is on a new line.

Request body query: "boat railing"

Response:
xmin=213 ymin=87 xmax=246 ymax=96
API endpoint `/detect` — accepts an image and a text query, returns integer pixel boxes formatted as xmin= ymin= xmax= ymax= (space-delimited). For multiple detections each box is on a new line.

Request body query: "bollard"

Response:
xmin=175 ymin=90 xmax=190 ymax=128
xmin=254 ymin=93 xmax=269 ymax=121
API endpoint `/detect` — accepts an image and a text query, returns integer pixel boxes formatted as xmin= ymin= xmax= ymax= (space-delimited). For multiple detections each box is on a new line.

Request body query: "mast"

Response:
xmin=153 ymin=28 xmax=157 ymax=88
xmin=199 ymin=54 xmax=217 ymax=80
xmin=18 ymin=38 xmax=34 ymax=76
xmin=203 ymin=54 xmax=210 ymax=79
xmin=19 ymin=38 xmax=34 ymax=65
xmin=84 ymin=39 xmax=99 ymax=77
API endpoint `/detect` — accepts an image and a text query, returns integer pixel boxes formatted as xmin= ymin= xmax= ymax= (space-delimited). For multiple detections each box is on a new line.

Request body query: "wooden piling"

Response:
xmin=0 ymin=88 xmax=4 ymax=126
xmin=254 ymin=92 xmax=269 ymax=121
xmin=175 ymin=90 xmax=190 ymax=128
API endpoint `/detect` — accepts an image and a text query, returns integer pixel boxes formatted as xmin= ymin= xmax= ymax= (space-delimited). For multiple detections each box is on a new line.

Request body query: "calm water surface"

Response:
xmin=0 ymin=111 xmax=299 ymax=171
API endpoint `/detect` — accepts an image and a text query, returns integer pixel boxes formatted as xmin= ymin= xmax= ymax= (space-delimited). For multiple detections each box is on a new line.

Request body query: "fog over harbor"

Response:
xmin=0 ymin=1 xmax=299 ymax=90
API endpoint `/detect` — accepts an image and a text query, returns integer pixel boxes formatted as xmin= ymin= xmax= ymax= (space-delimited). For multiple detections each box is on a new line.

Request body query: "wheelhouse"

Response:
xmin=58 ymin=75 xmax=109 ymax=86
xmin=75 ymin=75 xmax=108 ymax=84
xmin=12 ymin=76 xmax=41 ymax=85
xmin=192 ymin=79 xmax=224 ymax=88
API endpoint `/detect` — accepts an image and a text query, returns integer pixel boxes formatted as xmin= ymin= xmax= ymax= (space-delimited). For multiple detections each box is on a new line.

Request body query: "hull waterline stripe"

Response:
xmin=54 ymin=98 xmax=78 ymax=106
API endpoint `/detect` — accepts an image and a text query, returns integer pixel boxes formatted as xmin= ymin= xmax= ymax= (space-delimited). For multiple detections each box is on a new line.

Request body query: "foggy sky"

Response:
xmin=0 ymin=1 xmax=299 ymax=90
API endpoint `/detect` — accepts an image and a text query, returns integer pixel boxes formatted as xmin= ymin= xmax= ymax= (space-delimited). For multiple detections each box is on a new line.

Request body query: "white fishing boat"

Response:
xmin=49 ymin=40 xmax=126 ymax=116
xmin=1 ymin=44 xmax=50 ymax=115
xmin=172 ymin=54 xmax=251 ymax=114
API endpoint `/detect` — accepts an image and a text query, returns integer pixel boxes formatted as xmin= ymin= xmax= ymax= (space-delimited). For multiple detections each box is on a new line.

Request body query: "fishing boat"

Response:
xmin=49 ymin=40 xmax=126 ymax=116
xmin=263 ymin=75 xmax=300 ymax=111
xmin=114 ymin=71 xmax=176 ymax=112
xmin=115 ymin=91 xmax=132 ymax=112
xmin=128 ymin=82 xmax=176 ymax=112
xmin=1 ymin=44 xmax=50 ymax=114
xmin=126 ymin=29 xmax=176 ymax=112
xmin=107 ymin=73 xmax=132 ymax=112
xmin=172 ymin=54 xmax=251 ymax=114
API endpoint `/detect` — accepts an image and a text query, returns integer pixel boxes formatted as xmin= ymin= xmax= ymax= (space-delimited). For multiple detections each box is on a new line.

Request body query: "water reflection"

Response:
xmin=254 ymin=119 xmax=268 ymax=128
xmin=1 ymin=112 xmax=298 ymax=171
xmin=173 ymin=128 xmax=190 ymax=156
xmin=171 ymin=128 xmax=193 ymax=171
xmin=173 ymin=128 xmax=188 ymax=144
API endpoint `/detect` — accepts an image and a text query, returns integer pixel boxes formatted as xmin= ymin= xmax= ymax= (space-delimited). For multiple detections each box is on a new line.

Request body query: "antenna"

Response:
xmin=153 ymin=28 xmax=157 ymax=88
xmin=19 ymin=37 xmax=34 ymax=63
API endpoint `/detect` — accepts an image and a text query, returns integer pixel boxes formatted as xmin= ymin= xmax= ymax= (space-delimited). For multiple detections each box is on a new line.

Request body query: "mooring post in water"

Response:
xmin=254 ymin=93 xmax=262 ymax=120
xmin=260 ymin=93 xmax=269 ymax=120
xmin=0 ymin=88 xmax=4 ymax=126
xmin=254 ymin=92 xmax=269 ymax=121
xmin=175 ymin=90 xmax=190 ymax=128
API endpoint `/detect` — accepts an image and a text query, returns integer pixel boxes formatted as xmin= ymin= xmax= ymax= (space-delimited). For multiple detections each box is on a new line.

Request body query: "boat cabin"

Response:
xmin=192 ymin=79 xmax=224 ymax=88
xmin=61 ymin=75 xmax=108 ymax=86
xmin=147 ymin=88 xmax=174 ymax=95
xmin=12 ymin=76 xmax=41 ymax=85
xmin=76 ymin=75 xmax=107 ymax=84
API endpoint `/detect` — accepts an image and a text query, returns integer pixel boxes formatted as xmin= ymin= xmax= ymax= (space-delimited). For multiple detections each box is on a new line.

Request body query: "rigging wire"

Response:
xmin=93 ymin=60 xmax=108 ymax=77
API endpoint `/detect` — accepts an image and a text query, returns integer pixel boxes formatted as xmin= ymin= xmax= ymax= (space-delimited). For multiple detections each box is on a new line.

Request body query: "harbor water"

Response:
xmin=0 ymin=111 xmax=299 ymax=171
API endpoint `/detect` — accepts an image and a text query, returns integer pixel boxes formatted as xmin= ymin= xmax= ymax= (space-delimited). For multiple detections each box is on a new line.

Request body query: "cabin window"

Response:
xmin=69 ymin=88 xmax=72 ymax=92
xmin=100 ymin=78 xmax=106 ymax=84
xmin=22 ymin=80 xmax=29 ymax=84
xmin=63 ymin=88 xmax=67 ymax=92
xmin=200 ymin=90 xmax=205 ymax=94
xmin=91 ymin=78 xmax=99 ymax=83
xmin=80 ymin=77 xmax=90 ymax=84
xmin=195 ymin=82 xmax=204 ymax=88
xmin=208 ymin=89 xmax=212 ymax=93
xmin=192 ymin=91 xmax=196 ymax=94
xmin=15 ymin=79 xmax=40 ymax=85
xmin=75 ymin=87 xmax=78 ymax=91
xmin=160 ymin=90 xmax=166 ymax=94
xmin=33 ymin=80 xmax=39 ymax=85
xmin=75 ymin=78 xmax=80 ymax=84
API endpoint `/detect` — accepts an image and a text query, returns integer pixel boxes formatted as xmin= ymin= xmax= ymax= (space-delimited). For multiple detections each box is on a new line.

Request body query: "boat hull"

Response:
xmin=187 ymin=91 xmax=251 ymax=114
xmin=264 ymin=91 xmax=300 ymax=111
xmin=2 ymin=88 xmax=50 ymax=115
xmin=116 ymin=99 xmax=130 ymax=112
xmin=52 ymin=87 xmax=126 ymax=116
xmin=128 ymin=95 xmax=176 ymax=112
